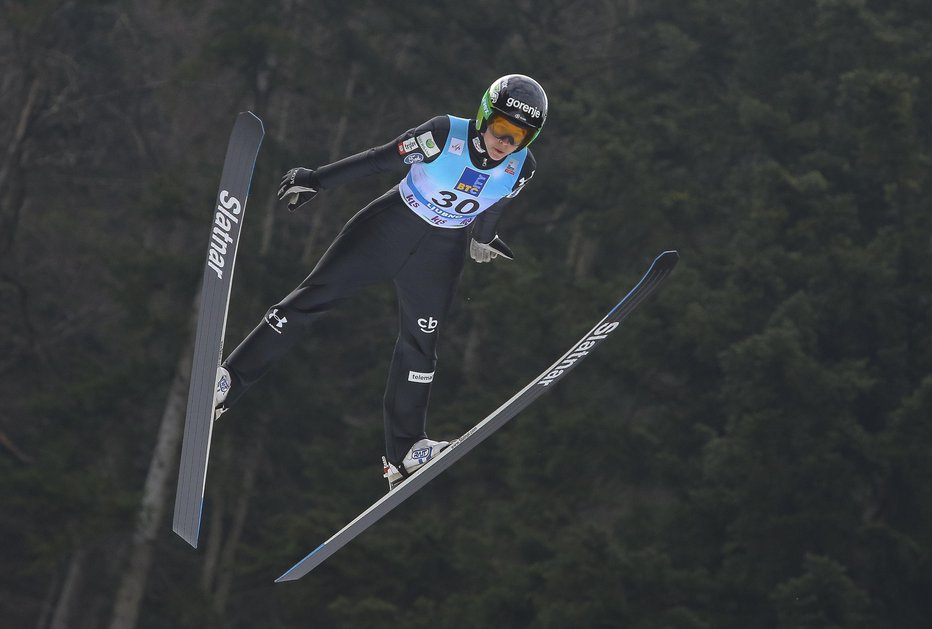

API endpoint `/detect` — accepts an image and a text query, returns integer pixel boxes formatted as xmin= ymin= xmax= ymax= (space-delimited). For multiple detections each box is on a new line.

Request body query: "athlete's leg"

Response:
xmin=222 ymin=192 xmax=411 ymax=407
xmin=383 ymin=228 xmax=468 ymax=463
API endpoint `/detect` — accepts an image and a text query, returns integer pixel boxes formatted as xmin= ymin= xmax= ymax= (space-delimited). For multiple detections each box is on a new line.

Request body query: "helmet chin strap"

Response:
xmin=471 ymin=123 xmax=488 ymax=152
xmin=470 ymin=135 xmax=493 ymax=168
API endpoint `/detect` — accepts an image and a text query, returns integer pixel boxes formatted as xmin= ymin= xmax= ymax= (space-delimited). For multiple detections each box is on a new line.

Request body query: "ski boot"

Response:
xmin=382 ymin=438 xmax=450 ymax=491
xmin=214 ymin=366 xmax=232 ymax=421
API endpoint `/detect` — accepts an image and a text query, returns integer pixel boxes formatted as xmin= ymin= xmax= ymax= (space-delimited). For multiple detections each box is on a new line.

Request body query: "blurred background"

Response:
xmin=2 ymin=0 xmax=930 ymax=627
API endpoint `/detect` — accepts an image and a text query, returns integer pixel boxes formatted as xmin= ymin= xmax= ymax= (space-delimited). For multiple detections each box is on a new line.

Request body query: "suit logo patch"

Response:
xmin=416 ymin=132 xmax=440 ymax=157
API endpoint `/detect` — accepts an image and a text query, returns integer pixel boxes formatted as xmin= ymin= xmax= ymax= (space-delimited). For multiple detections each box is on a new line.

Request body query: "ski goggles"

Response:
xmin=487 ymin=113 xmax=530 ymax=147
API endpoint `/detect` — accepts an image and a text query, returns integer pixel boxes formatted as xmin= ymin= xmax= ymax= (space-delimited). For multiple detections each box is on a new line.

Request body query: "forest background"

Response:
xmin=2 ymin=1 xmax=930 ymax=628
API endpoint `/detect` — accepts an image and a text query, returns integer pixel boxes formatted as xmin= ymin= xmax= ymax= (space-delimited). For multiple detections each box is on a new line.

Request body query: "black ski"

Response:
xmin=275 ymin=250 xmax=679 ymax=581
xmin=173 ymin=111 xmax=264 ymax=548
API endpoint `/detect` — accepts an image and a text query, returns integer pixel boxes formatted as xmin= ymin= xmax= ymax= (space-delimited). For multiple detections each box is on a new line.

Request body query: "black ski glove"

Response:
xmin=278 ymin=167 xmax=320 ymax=212
xmin=469 ymin=235 xmax=514 ymax=263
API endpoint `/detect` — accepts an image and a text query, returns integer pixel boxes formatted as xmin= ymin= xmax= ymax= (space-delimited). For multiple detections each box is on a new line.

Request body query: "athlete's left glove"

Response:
xmin=470 ymin=236 xmax=514 ymax=263
xmin=278 ymin=167 xmax=320 ymax=212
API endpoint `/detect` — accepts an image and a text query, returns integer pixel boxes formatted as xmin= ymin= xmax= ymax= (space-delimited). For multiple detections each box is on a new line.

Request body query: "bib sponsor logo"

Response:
xmin=449 ymin=139 xmax=464 ymax=155
xmin=404 ymin=192 xmax=420 ymax=208
xmin=207 ymin=190 xmax=241 ymax=280
xmin=505 ymin=160 xmax=517 ymax=175
xmin=416 ymin=132 xmax=440 ymax=157
xmin=408 ymin=370 xmax=435 ymax=383
xmin=454 ymin=168 xmax=490 ymax=197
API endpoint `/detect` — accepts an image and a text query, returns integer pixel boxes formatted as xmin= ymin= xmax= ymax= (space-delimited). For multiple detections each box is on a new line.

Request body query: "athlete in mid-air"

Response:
xmin=213 ymin=74 xmax=547 ymax=490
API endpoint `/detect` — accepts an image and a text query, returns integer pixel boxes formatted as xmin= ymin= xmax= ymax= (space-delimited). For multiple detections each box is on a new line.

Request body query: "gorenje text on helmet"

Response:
xmin=506 ymin=97 xmax=542 ymax=119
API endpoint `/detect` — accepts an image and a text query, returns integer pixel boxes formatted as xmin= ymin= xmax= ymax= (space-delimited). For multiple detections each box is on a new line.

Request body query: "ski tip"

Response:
xmin=238 ymin=110 xmax=265 ymax=133
xmin=654 ymin=250 xmax=680 ymax=270
xmin=274 ymin=542 xmax=327 ymax=583
xmin=171 ymin=493 xmax=205 ymax=549
xmin=171 ymin=525 xmax=199 ymax=549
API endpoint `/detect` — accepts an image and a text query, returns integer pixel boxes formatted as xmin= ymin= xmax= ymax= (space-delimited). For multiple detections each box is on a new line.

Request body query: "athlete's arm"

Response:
xmin=314 ymin=116 xmax=452 ymax=189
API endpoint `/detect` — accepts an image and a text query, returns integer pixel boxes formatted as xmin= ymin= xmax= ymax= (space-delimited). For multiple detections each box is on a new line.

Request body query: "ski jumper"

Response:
xmin=221 ymin=115 xmax=537 ymax=464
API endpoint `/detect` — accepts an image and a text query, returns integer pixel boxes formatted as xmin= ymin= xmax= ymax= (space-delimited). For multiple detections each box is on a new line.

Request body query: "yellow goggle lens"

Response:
xmin=487 ymin=115 xmax=529 ymax=146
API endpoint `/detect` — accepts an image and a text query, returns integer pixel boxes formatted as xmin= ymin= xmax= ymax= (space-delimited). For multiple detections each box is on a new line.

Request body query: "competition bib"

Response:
xmin=399 ymin=116 xmax=527 ymax=228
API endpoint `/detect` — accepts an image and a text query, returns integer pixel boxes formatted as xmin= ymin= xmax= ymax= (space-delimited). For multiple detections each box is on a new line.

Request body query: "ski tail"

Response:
xmin=274 ymin=250 xmax=679 ymax=581
xmin=172 ymin=112 xmax=264 ymax=548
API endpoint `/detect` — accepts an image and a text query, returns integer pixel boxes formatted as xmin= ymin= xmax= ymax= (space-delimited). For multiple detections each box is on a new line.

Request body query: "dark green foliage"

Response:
xmin=1 ymin=0 xmax=930 ymax=627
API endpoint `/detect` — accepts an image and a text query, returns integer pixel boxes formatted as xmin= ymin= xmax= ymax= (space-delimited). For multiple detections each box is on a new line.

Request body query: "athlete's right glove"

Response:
xmin=469 ymin=236 xmax=514 ymax=263
xmin=277 ymin=167 xmax=320 ymax=212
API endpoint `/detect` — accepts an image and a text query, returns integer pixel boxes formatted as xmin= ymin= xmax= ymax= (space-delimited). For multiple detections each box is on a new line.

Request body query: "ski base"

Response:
xmin=275 ymin=250 xmax=679 ymax=581
xmin=172 ymin=111 xmax=264 ymax=548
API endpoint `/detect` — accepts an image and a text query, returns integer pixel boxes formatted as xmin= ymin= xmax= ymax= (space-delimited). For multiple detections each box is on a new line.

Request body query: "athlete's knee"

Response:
xmin=396 ymin=332 xmax=439 ymax=364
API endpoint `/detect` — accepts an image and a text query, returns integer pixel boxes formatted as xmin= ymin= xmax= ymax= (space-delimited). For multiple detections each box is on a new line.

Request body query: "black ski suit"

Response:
xmin=222 ymin=115 xmax=536 ymax=464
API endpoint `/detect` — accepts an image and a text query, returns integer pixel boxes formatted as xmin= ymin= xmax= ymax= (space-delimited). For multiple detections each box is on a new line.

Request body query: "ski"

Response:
xmin=275 ymin=250 xmax=679 ymax=582
xmin=172 ymin=111 xmax=264 ymax=548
